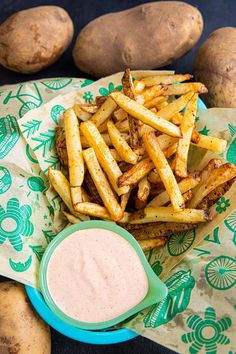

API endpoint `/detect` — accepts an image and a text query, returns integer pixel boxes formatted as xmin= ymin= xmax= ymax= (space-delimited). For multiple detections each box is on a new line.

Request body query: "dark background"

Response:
xmin=0 ymin=1 xmax=235 ymax=353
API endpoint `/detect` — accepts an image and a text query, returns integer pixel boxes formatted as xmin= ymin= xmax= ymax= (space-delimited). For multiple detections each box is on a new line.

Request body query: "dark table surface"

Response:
xmin=0 ymin=0 xmax=235 ymax=353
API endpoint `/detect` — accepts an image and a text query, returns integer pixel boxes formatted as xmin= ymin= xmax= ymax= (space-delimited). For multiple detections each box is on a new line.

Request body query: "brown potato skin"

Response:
xmin=0 ymin=281 xmax=51 ymax=353
xmin=73 ymin=1 xmax=203 ymax=78
xmin=0 ymin=6 xmax=74 ymax=74
xmin=195 ymin=27 xmax=236 ymax=108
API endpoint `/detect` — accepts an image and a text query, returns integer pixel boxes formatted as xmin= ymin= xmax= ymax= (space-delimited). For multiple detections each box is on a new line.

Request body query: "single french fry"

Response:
xmin=138 ymin=177 xmax=151 ymax=202
xmin=119 ymin=211 xmax=131 ymax=223
xmin=163 ymin=83 xmax=208 ymax=96
xmin=113 ymin=108 xmax=128 ymax=122
xmin=98 ymin=120 xmax=108 ymax=133
xmin=81 ymin=121 xmax=129 ymax=195
xmin=63 ymin=211 xmax=81 ymax=224
xmin=131 ymin=222 xmax=197 ymax=240
xmin=143 ymin=131 xmax=184 ymax=211
xmin=84 ymin=171 xmax=102 ymax=205
xmin=107 ymin=120 xmax=138 ymax=164
xmin=155 ymin=91 xmax=194 ymax=121
xmin=147 ymin=157 xmax=176 ymax=185
xmin=148 ymin=175 xmax=200 ymax=207
xmin=138 ymin=237 xmax=166 ymax=251
xmin=79 ymin=104 xmax=98 ymax=114
xmin=83 ymin=148 xmax=123 ymax=221
xmin=144 ymin=96 xmax=167 ymax=109
xmin=141 ymin=74 xmax=193 ymax=86
xmin=156 ymin=101 xmax=169 ymax=110
xmin=118 ymin=157 xmax=154 ymax=187
xmin=73 ymin=104 xmax=92 ymax=121
xmin=115 ymin=119 xmax=129 ymax=133
xmin=81 ymin=187 xmax=90 ymax=202
xmin=164 ymin=143 xmax=178 ymax=158
xmin=48 ymin=168 xmax=89 ymax=221
xmin=175 ymin=94 xmax=198 ymax=177
xmin=191 ymin=133 xmax=227 ymax=153
xmin=74 ymin=202 xmax=111 ymax=219
xmin=133 ymin=80 xmax=145 ymax=93
xmin=80 ymin=132 xmax=117 ymax=147
xmin=110 ymin=92 xmax=181 ymax=138
xmin=91 ymin=96 xmax=117 ymax=127
xmin=63 ymin=108 xmax=84 ymax=205
xmin=120 ymin=189 xmax=132 ymax=211
xmin=189 ymin=163 xmax=236 ymax=208
xmin=130 ymin=206 xmax=211 ymax=224
xmin=122 ymin=69 xmax=142 ymax=149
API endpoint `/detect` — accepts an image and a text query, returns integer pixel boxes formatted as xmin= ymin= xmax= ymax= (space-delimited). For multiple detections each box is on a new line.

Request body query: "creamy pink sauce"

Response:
xmin=47 ymin=228 xmax=148 ymax=323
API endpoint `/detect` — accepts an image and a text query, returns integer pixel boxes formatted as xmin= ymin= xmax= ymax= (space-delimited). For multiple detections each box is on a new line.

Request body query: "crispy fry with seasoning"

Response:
xmin=141 ymin=74 xmax=193 ymax=86
xmin=138 ymin=237 xmax=167 ymax=252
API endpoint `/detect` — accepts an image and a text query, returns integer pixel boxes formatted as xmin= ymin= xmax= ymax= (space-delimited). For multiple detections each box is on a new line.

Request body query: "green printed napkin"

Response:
xmin=0 ymin=72 xmax=235 ymax=353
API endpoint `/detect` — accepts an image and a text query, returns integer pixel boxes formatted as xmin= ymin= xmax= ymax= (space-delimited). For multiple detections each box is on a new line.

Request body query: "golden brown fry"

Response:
xmin=81 ymin=121 xmax=129 ymax=195
xmin=189 ymin=163 xmax=236 ymax=208
xmin=164 ymin=143 xmax=178 ymax=158
xmin=144 ymin=96 xmax=167 ymax=109
xmin=83 ymin=148 xmax=123 ymax=221
xmin=155 ymin=91 xmax=194 ymax=121
xmin=63 ymin=211 xmax=81 ymax=224
xmin=74 ymin=202 xmax=111 ymax=219
xmin=55 ymin=127 xmax=68 ymax=167
xmin=137 ymin=177 xmax=151 ymax=202
xmin=138 ymin=237 xmax=166 ymax=252
xmin=110 ymin=92 xmax=181 ymax=137
xmin=182 ymin=190 xmax=193 ymax=204
xmin=141 ymin=85 xmax=166 ymax=102
xmin=96 ymin=96 xmax=107 ymax=107
xmin=191 ymin=133 xmax=227 ymax=153
xmin=79 ymin=104 xmax=98 ymax=114
xmin=156 ymin=100 xmax=169 ymax=110
xmin=143 ymin=131 xmax=184 ymax=211
xmin=48 ymin=168 xmax=89 ymax=221
xmin=130 ymin=222 xmax=197 ymax=240
xmin=133 ymin=80 xmax=145 ymax=93
xmin=74 ymin=104 xmax=92 ymax=121
xmin=163 ymin=83 xmax=208 ymax=96
xmin=135 ymin=196 xmax=148 ymax=210
xmin=141 ymin=74 xmax=193 ymax=86
xmin=122 ymin=69 xmax=142 ymax=149
xmin=110 ymin=148 xmax=122 ymax=162
xmin=147 ymin=158 xmax=176 ymax=184
xmin=148 ymin=175 xmax=200 ymax=207
xmin=175 ymin=94 xmax=198 ymax=177
xmin=197 ymin=177 xmax=236 ymax=209
xmin=81 ymin=187 xmax=90 ymax=202
xmin=91 ymin=96 xmax=117 ymax=127
xmin=130 ymin=206 xmax=211 ymax=224
xmin=98 ymin=120 xmax=108 ymax=133
xmin=118 ymin=157 xmax=154 ymax=187
xmin=120 ymin=189 xmax=132 ymax=211
xmin=63 ymin=108 xmax=84 ymax=205
xmin=107 ymin=120 xmax=138 ymax=165
xmin=80 ymin=132 xmax=115 ymax=147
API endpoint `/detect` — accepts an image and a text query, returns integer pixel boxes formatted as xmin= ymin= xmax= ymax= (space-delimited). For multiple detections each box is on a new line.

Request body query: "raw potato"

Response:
xmin=0 ymin=6 xmax=74 ymax=74
xmin=73 ymin=1 xmax=203 ymax=77
xmin=0 ymin=281 xmax=51 ymax=353
xmin=195 ymin=27 xmax=236 ymax=108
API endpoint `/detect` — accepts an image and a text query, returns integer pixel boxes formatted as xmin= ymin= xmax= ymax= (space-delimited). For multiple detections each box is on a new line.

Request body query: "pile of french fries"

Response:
xmin=50 ymin=69 xmax=236 ymax=252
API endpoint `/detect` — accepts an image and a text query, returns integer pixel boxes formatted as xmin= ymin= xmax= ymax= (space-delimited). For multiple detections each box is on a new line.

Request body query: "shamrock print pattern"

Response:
xmin=0 ymin=198 xmax=34 ymax=251
xmin=182 ymin=307 xmax=231 ymax=353
xmin=216 ymin=197 xmax=230 ymax=214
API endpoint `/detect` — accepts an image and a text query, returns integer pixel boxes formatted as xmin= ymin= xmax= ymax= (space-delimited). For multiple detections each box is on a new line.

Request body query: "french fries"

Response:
xmin=148 ymin=175 xmax=200 ymax=207
xmin=83 ymin=148 xmax=123 ymax=221
xmin=110 ymin=92 xmax=181 ymax=137
xmin=48 ymin=168 xmax=89 ymax=221
xmin=130 ymin=222 xmax=197 ymax=240
xmin=175 ymin=94 xmax=198 ymax=177
xmin=91 ymin=96 xmax=117 ymax=127
xmin=143 ymin=131 xmax=184 ymax=211
xmin=52 ymin=68 xmax=235 ymax=251
xmin=122 ymin=69 xmax=142 ymax=149
xmin=189 ymin=163 xmax=236 ymax=208
xmin=141 ymin=74 xmax=193 ymax=86
xmin=74 ymin=202 xmax=111 ymax=219
xmin=130 ymin=206 xmax=211 ymax=224
xmin=80 ymin=120 xmax=129 ymax=195
xmin=163 ymin=83 xmax=208 ymax=96
xmin=63 ymin=108 xmax=84 ymax=205
xmin=107 ymin=120 xmax=138 ymax=164
xmin=137 ymin=177 xmax=151 ymax=202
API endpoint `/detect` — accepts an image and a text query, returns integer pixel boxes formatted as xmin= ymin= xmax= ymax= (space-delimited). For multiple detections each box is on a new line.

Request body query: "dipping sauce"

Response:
xmin=47 ymin=228 xmax=148 ymax=323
